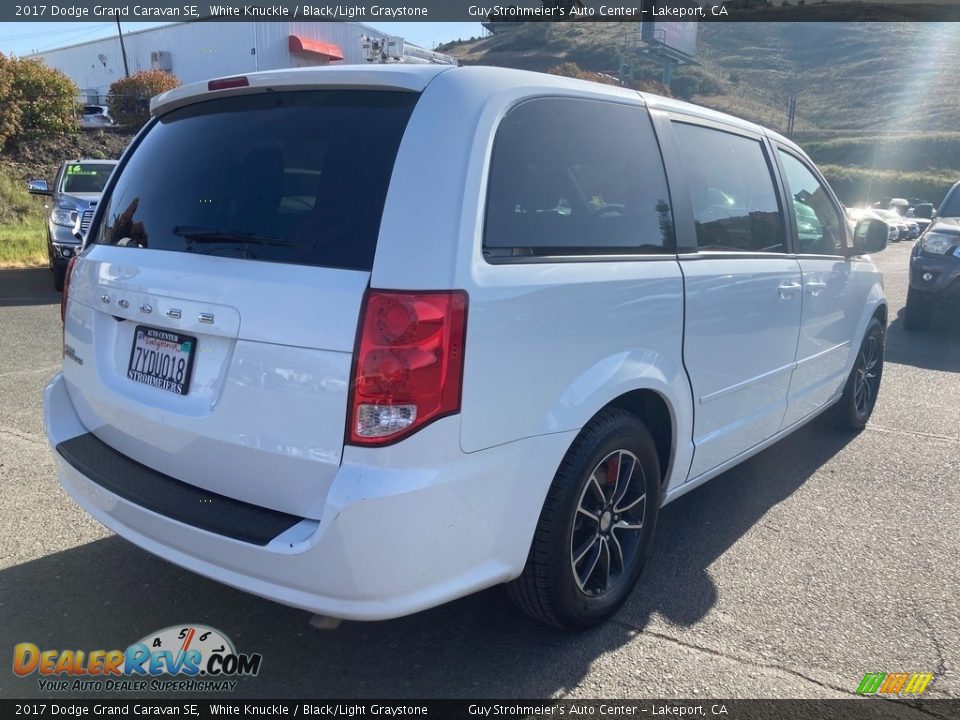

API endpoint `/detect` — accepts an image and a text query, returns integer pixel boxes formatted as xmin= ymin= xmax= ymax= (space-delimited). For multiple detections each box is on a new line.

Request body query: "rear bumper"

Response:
xmin=44 ymin=373 xmax=575 ymax=621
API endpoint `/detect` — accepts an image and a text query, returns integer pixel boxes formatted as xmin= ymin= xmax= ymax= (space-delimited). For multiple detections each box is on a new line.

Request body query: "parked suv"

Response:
xmin=28 ymin=159 xmax=118 ymax=290
xmin=44 ymin=66 xmax=889 ymax=630
xmin=81 ymin=105 xmax=113 ymax=128
xmin=905 ymin=180 xmax=960 ymax=330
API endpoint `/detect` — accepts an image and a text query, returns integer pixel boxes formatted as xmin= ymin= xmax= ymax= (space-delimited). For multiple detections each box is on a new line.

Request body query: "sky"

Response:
xmin=0 ymin=21 xmax=483 ymax=56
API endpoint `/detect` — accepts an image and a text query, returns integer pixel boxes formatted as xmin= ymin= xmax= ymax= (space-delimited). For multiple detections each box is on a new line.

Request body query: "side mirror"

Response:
xmin=913 ymin=203 xmax=935 ymax=219
xmin=853 ymin=218 xmax=889 ymax=255
xmin=27 ymin=179 xmax=51 ymax=196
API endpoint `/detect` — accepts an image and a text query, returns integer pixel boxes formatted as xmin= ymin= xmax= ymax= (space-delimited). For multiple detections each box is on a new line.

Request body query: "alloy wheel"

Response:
xmin=853 ymin=334 xmax=881 ymax=417
xmin=570 ymin=449 xmax=647 ymax=596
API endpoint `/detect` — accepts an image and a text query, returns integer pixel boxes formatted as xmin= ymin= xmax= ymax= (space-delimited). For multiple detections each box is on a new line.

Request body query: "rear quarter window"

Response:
xmin=94 ymin=90 xmax=418 ymax=272
xmin=483 ymin=97 xmax=675 ymax=259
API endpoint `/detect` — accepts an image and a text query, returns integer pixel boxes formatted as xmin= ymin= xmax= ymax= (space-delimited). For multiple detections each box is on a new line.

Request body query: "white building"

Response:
xmin=30 ymin=21 xmax=457 ymax=104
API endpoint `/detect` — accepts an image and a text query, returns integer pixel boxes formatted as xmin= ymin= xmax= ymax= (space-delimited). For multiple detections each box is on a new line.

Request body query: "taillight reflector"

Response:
xmin=60 ymin=256 xmax=78 ymax=325
xmin=208 ymin=76 xmax=249 ymax=91
xmin=348 ymin=290 xmax=468 ymax=446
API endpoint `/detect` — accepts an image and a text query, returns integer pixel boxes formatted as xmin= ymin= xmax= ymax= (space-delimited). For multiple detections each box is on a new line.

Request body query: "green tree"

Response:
xmin=0 ymin=53 xmax=77 ymax=150
xmin=109 ymin=70 xmax=180 ymax=128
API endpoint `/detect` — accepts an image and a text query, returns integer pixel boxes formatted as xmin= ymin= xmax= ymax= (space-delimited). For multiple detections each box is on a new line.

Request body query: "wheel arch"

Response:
xmin=593 ymin=388 xmax=676 ymax=488
xmin=873 ymin=301 xmax=888 ymax=327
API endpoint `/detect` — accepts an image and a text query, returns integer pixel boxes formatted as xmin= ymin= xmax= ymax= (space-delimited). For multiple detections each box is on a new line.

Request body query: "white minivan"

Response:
xmin=44 ymin=65 xmax=889 ymax=630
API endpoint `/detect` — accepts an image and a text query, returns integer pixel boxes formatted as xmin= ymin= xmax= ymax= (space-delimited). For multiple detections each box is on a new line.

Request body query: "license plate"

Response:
xmin=127 ymin=326 xmax=197 ymax=396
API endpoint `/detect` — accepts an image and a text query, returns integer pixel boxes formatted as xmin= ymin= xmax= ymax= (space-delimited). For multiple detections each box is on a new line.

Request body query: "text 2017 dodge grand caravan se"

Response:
xmin=44 ymin=65 xmax=890 ymax=630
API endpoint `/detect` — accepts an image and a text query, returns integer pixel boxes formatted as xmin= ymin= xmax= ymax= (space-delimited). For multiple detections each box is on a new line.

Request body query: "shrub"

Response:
xmin=670 ymin=76 xmax=700 ymax=100
xmin=0 ymin=53 xmax=78 ymax=150
xmin=0 ymin=56 xmax=19 ymax=150
xmin=547 ymin=62 xmax=619 ymax=86
xmin=109 ymin=70 xmax=180 ymax=128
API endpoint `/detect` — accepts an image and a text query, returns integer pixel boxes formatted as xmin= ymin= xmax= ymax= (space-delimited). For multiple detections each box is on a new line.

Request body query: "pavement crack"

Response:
xmin=612 ymin=620 xmax=855 ymax=696
xmin=0 ymin=425 xmax=45 ymax=447
xmin=0 ymin=365 xmax=59 ymax=379
xmin=866 ymin=425 xmax=959 ymax=443
xmin=916 ymin=612 xmax=950 ymax=683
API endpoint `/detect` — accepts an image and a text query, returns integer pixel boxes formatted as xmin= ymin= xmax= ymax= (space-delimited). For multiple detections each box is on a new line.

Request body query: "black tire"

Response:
xmin=508 ymin=409 xmax=660 ymax=630
xmin=904 ymin=287 xmax=932 ymax=331
xmin=835 ymin=317 xmax=885 ymax=431
xmin=53 ymin=265 xmax=66 ymax=292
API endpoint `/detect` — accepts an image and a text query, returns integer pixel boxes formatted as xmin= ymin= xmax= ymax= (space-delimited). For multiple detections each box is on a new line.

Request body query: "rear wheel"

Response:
xmin=904 ymin=287 xmax=932 ymax=331
xmin=508 ymin=409 xmax=660 ymax=630
xmin=835 ymin=317 xmax=884 ymax=431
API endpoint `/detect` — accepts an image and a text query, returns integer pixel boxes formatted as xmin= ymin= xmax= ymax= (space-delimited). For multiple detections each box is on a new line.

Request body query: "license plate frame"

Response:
xmin=126 ymin=325 xmax=197 ymax=396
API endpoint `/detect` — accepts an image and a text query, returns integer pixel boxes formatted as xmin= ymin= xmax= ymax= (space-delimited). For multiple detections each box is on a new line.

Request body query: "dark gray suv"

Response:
xmin=28 ymin=159 xmax=117 ymax=290
xmin=905 ymin=180 xmax=960 ymax=330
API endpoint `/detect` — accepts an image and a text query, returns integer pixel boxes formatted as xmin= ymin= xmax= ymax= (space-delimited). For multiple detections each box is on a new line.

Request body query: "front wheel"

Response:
xmin=834 ymin=317 xmax=885 ymax=431
xmin=508 ymin=409 xmax=660 ymax=630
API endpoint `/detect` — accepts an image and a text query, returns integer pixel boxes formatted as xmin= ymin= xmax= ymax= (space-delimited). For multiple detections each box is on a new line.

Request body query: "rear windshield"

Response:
xmin=61 ymin=163 xmax=114 ymax=194
xmin=94 ymin=90 xmax=418 ymax=271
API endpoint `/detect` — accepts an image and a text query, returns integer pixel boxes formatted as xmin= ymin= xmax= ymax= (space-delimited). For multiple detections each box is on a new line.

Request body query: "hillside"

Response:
xmin=0 ymin=128 xmax=135 ymax=267
xmin=445 ymin=22 xmax=960 ymax=203
xmin=448 ymin=22 xmax=960 ymax=134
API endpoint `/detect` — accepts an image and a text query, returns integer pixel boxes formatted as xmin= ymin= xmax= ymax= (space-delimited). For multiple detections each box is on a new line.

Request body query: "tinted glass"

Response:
xmin=484 ymin=98 xmax=674 ymax=257
xmin=778 ymin=151 xmax=847 ymax=255
xmin=95 ymin=90 xmax=418 ymax=271
xmin=61 ymin=163 xmax=114 ymax=194
xmin=673 ymin=123 xmax=785 ymax=253
xmin=940 ymin=185 xmax=960 ymax=218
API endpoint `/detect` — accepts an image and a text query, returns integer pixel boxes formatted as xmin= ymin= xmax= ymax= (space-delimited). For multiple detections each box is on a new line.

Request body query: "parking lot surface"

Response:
xmin=1 ymin=242 xmax=957 ymax=700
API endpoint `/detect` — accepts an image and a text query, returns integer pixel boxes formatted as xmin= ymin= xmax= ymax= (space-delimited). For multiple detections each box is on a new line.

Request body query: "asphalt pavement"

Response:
xmin=0 ymin=242 xmax=957 ymax=701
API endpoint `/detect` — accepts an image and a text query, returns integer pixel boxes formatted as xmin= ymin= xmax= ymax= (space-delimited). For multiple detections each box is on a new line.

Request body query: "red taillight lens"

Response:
xmin=348 ymin=290 xmax=468 ymax=446
xmin=208 ymin=76 xmax=249 ymax=91
xmin=60 ymin=256 xmax=78 ymax=325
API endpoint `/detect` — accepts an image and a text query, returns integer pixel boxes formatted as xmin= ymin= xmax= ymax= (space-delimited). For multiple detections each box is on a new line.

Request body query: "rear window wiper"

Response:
xmin=172 ymin=225 xmax=302 ymax=247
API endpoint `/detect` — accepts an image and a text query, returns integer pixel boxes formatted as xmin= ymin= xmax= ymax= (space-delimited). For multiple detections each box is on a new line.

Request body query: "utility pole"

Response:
xmin=116 ymin=19 xmax=130 ymax=78
xmin=786 ymin=97 xmax=797 ymax=137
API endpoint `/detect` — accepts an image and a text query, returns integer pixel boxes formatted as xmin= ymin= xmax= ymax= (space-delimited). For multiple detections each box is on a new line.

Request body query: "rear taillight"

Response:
xmin=60 ymin=256 xmax=78 ymax=325
xmin=348 ymin=290 xmax=468 ymax=446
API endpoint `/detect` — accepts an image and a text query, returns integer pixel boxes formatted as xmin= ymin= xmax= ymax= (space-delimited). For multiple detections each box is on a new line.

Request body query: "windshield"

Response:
xmin=940 ymin=186 xmax=960 ymax=218
xmin=60 ymin=163 xmax=114 ymax=194
xmin=94 ymin=90 xmax=418 ymax=271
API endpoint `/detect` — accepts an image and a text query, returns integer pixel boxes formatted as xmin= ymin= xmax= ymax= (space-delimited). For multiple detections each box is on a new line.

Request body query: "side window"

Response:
xmin=483 ymin=98 xmax=674 ymax=257
xmin=673 ymin=122 xmax=786 ymax=253
xmin=777 ymin=150 xmax=847 ymax=256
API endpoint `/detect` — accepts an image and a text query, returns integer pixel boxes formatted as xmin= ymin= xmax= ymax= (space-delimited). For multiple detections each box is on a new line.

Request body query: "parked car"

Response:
xmin=875 ymin=208 xmax=912 ymax=241
xmin=43 ymin=66 xmax=889 ymax=630
xmin=845 ymin=207 xmax=899 ymax=245
xmin=27 ymin=159 xmax=118 ymax=290
xmin=81 ymin=105 xmax=113 ymax=127
xmin=907 ymin=202 xmax=936 ymax=235
xmin=905 ymin=180 xmax=960 ymax=330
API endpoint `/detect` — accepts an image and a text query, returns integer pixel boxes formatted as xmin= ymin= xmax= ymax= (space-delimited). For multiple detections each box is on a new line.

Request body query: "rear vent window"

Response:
xmin=94 ymin=90 xmax=418 ymax=271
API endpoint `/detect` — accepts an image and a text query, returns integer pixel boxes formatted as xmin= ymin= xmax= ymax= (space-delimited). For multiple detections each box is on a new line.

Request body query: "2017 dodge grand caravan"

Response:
xmin=44 ymin=65 xmax=890 ymax=630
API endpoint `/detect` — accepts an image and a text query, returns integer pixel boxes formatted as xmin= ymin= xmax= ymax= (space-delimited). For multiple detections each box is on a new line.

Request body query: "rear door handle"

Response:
xmin=805 ymin=280 xmax=827 ymax=296
xmin=777 ymin=281 xmax=801 ymax=300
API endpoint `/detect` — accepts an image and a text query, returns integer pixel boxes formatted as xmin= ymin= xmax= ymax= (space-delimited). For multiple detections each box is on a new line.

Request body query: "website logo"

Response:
xmin=13 ymin=625 xmax=261 ymax=693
